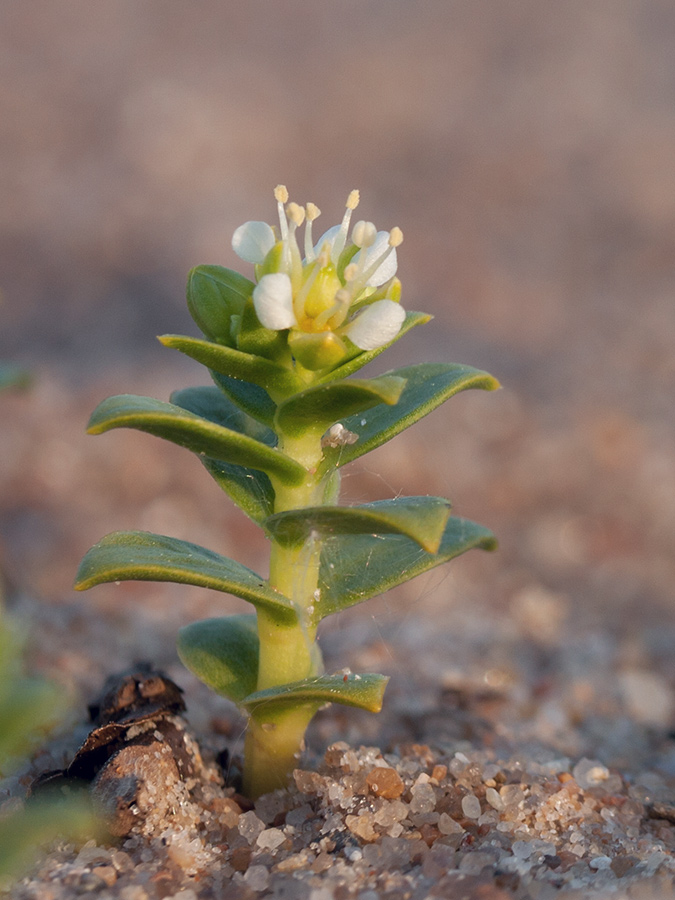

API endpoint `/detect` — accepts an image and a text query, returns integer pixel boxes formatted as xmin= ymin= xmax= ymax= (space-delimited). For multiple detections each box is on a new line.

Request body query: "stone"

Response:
xmin=366 ymin=766 xmax=404 ymax=799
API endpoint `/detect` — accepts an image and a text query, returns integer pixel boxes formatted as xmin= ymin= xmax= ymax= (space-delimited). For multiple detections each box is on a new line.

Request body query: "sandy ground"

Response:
xmin=1 ymin=3 xmax=675 ymax=897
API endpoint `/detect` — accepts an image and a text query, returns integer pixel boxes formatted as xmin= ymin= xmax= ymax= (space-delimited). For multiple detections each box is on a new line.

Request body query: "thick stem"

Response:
xmin=243 ymin=428 xmax=328 ymax=797
xmin=243 ymin=706 xmax=315 ymax=798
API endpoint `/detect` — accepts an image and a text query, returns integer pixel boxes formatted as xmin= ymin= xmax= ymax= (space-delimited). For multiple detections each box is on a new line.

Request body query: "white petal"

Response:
xmin=355 ymin=231 xmax=398 ymax=286
xmin=312 ymin=224 xmax=341 ymax=260
xmin=252 ymin=273 xmax=297 ymax=330
xmin=232 ymin=221 xmax=276 ymax=264
xmin=344 ymin=299 xmax=405 ymax=350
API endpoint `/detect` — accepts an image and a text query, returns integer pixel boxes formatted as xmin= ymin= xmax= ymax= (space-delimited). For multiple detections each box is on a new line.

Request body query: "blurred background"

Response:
xmin=1 ymin=1 xmax=674 ymax=762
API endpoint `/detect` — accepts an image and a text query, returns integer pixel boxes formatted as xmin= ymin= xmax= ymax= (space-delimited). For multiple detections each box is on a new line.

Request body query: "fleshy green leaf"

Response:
xmin=0 ymin=797 xmax=97 ymax=879
xmin=87 ymin=394 xmax=307 ymax=487
xmin=186 ymin=265 xmax=253 ymax=344
xmin=210 ymin=372 xmax=277 ymax=427
xmin=314 ymin=310 xmax=431 ymax=384
xmin=0 ymin=364 xmax=31 ymax=391
xmin=264 ymin=496 xmax=451 ymax=554
xmin=242 ymin=673 xmax=389 ymax=717
xmin=275 ymin=375 xmax=406 ymax=439
xmin=237 ymin=296 xmax=289 ymax=361
xmin=201 ymin=459 xmax=275 ymax=523
xmin=317 ymin=362 xmax=500 ymax=474
xmin=159 ymin=334 xmax=301 ymax=397
xmin=177 ymin=615 xmax=259 ymax=703
xmin=75 ymin=531 xmax=298 ymax=624
xmin=170 ymin=386 xmax=275 ymax=521
xmin=315 ymin=516 xmax=497 ymax=622
xmin=170 ymin=386 xmax=275 ymax=445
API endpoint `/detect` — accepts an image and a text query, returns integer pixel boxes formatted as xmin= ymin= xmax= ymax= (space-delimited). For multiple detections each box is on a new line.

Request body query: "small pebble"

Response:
xmin=244 ymin=864 xmax=270 ymax=892
xmin=512 ymin=840 xmax=532 ymax=860
xmin=438 ymin=813 xmax=464 ymax=835
xmin=366 ymin=766 xmax=404 ymax=799
xmin=410 ymin=782 xmax=436 ymax=814
xmin=91 ymin=866 xmax=117 ymax=887
xmin=461 ymin=794 xmax=481 ymax=819
xmin=238 ymin=810 xmax=266 ymax=844
xmin=485 ymin=787 xmax=503 ymax=810
xmin=256 ymin=827 xmax=286 ymax=851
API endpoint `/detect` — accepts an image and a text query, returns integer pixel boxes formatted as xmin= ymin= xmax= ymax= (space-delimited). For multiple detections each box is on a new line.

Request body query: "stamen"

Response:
xmin=313 ymin=288 xmax=351 ymax=330
xmin=389 ymin=226 xmax=404 ymax=247
xmin=304 ymin=203 xmax=321 ymax=262
xmin=292 ymin=252 xmax=323 ymax=321
xmin=274 ymin=184 xmax=289 ymax=243
xmin=331 ymin=189 xmax=360 ymax=262
xmin=286 ymin=202 xmax=305 ymax=228
xmin=349 ymin=231 xmax=399 ymax=296
xmin=274 ymin=184 xmax=289 ymax=204
xmin=283 ymin=202 xmax=305 ymax=284
xmin=317 ymin=241 xmax=332 ymax=268
xmin=343 ymin=263 xmax=358 ymax=283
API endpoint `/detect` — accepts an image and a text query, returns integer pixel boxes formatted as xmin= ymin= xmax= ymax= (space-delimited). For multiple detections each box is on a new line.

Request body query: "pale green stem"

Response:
xmin=243 ymin=706 xmax=316 ymax=797
xmin=244 ymin=427 xmax=328 ymax=798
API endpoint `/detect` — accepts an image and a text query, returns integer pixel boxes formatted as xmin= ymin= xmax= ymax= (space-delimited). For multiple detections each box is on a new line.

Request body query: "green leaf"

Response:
xmin=237 ymin=296 xmax=289 ymax=361
xmin=211 ymin=372 xmax=277 ymax=427
xmin=314 ymin=310 xmax=431 ymax=384
xmin=169 ymin=387 xmax=275 ymax=521
xmin=0 ymin=364 xmax=31 ymax=391
xmin=315 ymin=516 xmax=497 ymax=622
xmin=275 ymin=375 xmax=406 ymax=439
xmin=201 ymin=459 xmax=275 ymax=523
xmin=87 ymin=394 xmax=307 ymax=487
xmin=264 ymin=496 xmax=452 ymax=554
xmin=177 ymin=615 xmax=259 ymax=703
xmin=318 ymin=362 xmax=500 ymax=474
xmin=0 ymin=797 xmax=97 ymax=879
xmin=75 ymin=531 xmax=298 ymax=624
xmin=170 ymin=386 xmax=275 ymax=445
xmin=242 ymin=672 xmax=389 ymax=717
xmin=186 ymin=265 xmax=252 ymax=344
xmin=159 ymin=334 xmax=301 ymax=396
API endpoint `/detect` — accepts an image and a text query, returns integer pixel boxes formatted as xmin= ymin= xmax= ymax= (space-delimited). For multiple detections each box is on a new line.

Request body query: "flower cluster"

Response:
xmin=232 ymin=186 xmax=406 ymax=370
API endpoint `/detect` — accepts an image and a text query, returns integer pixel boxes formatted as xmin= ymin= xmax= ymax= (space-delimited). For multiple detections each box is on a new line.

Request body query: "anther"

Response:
xmin=274 ymin=185 xmax=289 ymax=204
xmin=332 ymin=190 xmax=360 ymax=262
xmin=306 ymin=202 xmax=321 ymax=222
xmin=346 ymin=190 xmax=360 ymax=210
xmin=286 ymin=202 xmax=305 ymax=227
xmin=389 ymin=226 xmax=404 ymax=247
xmin=343 ymin=262 xmax=358 ymax=283
xmin=275 ymin=185 xmax=289 ymax=244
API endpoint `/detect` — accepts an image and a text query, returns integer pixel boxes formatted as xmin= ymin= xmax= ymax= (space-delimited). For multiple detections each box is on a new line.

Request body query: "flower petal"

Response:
xmin=252 ymin=273 xmax=297 ymax=330
xmin=232 ymin=221 xmax=276 ymax=264
xmin=343 ymin=299 xmax=406 ymax=350
xmin=355 ymin=231 xmax=398 ymax=286
xmin=312 ymin=224 xmax=341 ymax=261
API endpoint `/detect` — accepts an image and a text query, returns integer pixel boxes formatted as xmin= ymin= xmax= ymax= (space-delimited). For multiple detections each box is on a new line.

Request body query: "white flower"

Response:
xmin=252 ymin=273 xmax=297 ymax=330
xmin=232 ymin=221 xmax=275 ymax=264
xmin=232 ymin=186 xmax=406 ymax=369
xmin=354 ymin=231 xmax=399 ymax=287
xmin=343 ymin=299 xmax=406 ymax=350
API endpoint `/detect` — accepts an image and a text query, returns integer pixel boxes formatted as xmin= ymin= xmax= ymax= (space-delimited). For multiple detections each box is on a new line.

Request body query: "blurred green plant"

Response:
xmin=0 ymin=611 xmax=96 ymax=880
xmin=0 ymin=364 xmax=31 ymax=392
xmin=76 ymin=186 xmax=499 ymax=798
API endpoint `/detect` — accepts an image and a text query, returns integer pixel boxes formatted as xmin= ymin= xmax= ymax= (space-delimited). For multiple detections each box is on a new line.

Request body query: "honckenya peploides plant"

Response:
xmin=76 ymin=186 xmax=499 ymax=798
